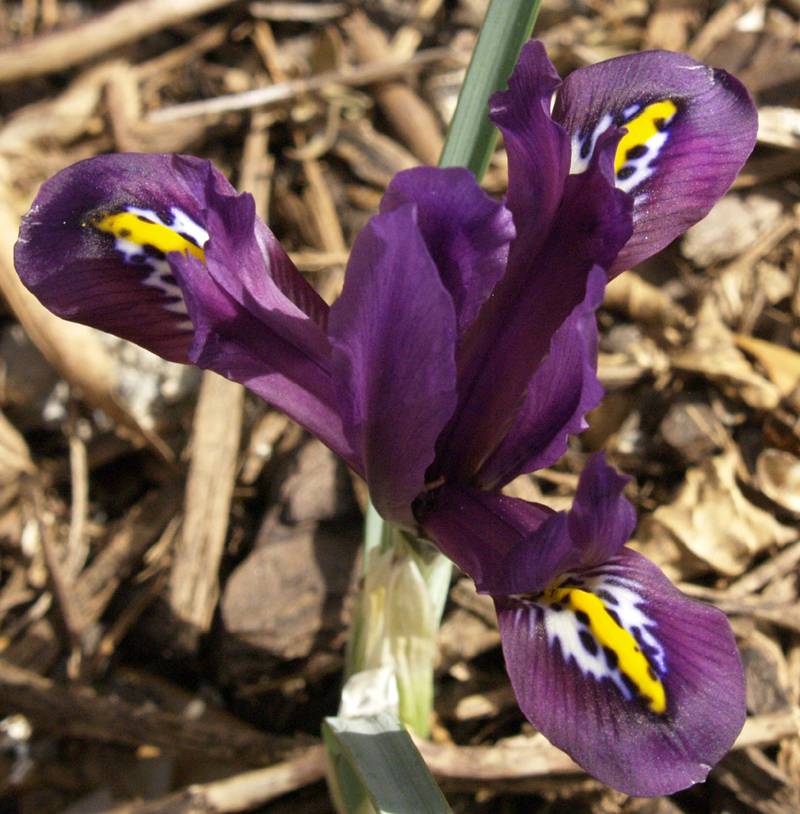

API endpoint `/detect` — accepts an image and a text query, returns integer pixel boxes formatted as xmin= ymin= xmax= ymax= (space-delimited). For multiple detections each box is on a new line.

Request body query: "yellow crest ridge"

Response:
xmin=614 ymin=100 xmax=678 ymax=176
xmin=542 ymin=584 xmax=667 ymax=714
xmin=92 ymin=212 xmax=205 ymax=262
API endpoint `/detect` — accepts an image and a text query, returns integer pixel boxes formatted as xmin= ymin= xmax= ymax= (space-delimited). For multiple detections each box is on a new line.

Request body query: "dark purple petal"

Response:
xmin=197 ymin=179 xmax=332 ymax=373
xmin=480 ymin=454 xmax=635 ymax=596
xmin=380 ymin=167 xmax=515 ymax=338
xmin=553 ymin=50 xmax=758 ymax=277
xmin=14 ymin=152 xmax=331 ymax=366
xmin=170 ymin=250 xmax=357 ymax=473
xmin=179 ymin=167 xmax=343 ymax=453
xmin=329 ymin=204 xmax=459 ymax=527
xmin=419 ymin=484 xmax=552 ymax=587
xmin=488 ymin=40 xmax=571 ymax=264
xmin=15 ymin=152 xmax=352 ymax=462
xmin=477 ymin=267 xmax=606 ymax=490
xmin=496 ymin=548 xmax=745 ymax=796
xmin=567 ymin=453 xmax=637 ymax=565
xmin=14 ymin=153 xmax=220 ymax=363
xmin=439 ymin=131 xmax=632 ymax=482
xmin=477 ymin=510 xmax=583 ymax=597
xmin=200 ymin=175 xmax=329 ymax=334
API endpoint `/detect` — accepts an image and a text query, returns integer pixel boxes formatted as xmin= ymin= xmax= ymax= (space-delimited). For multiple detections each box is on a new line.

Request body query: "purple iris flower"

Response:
xmin=15 ymin=42 xmax=757 ymax=796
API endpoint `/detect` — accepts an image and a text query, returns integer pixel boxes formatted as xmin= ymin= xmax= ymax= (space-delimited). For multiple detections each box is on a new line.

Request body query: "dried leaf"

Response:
xmin=651 ymin=448 xmax=796 ymax=576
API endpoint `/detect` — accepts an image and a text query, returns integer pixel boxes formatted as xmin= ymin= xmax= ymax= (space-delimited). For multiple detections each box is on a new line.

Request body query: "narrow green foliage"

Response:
xmin=324 ymin=713 xmax=454 ymax=814
xmin=439 ymin=0 xmax=543 ymax=180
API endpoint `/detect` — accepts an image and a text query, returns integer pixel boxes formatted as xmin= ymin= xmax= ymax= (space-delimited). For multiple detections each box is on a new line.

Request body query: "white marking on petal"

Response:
xmin=615 ymin=129 xmax=670 ymax=194
xmin=538 ymin=569 xmax=665 ymax=704
xmin=570 ymin=112 xmax=614 ymax=175
xmin=105 ymin=206 xmax=209 ymax=319
xmin=622 ymin=103 xmax=642 ymax=122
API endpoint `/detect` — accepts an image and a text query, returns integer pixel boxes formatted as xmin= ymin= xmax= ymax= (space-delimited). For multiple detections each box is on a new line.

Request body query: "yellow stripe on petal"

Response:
xmin=93 ymin=211 xmax=205 ymax=261
xmin=614 ymin=100 xmax=678 ymax=177
xmin=539 ymin=583 xmax=666 ymax=714
xmin=88 ymin=205 xmax=208 ymax=320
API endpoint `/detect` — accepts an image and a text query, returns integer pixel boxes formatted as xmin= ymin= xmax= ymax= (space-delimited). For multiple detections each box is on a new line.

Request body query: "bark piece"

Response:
xmin=168 ymin=372 xmax=244 ymax=654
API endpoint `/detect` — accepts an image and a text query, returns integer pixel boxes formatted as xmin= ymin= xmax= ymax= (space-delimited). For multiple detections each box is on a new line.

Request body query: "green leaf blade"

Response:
xmin=438 ymin=0 xmax=543 ymax=180
xmin=324 ymin=713 xmax=453 ymax=814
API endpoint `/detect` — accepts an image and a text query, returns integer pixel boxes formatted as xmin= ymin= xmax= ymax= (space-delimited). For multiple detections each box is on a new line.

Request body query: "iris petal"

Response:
xmin=380 ymin=167 xmax=515 ymax=339
xmin=426 ymin=455 xmax=744 ymax=795
xmin=476 ymin=267 xmax=606 ymax=490
xmin=552 ymin=49 xmax=758 ymax=276
xmin=419 ymin=484 xmax=553 ymax=588
xmin=329 ymin=203 xmax=459 ymax=527
xmin=441 ymin=126 xmax=631 ymax=482
xmin=170 ymin=251 xmax=355 ymax=472
xmin=478 ymin=454 xmax=633 ymax=597
xmin=15 ymin=152 xmax=357 ymax=465
xmin=496 ymin=548 xmax=745 ymax=796
xmin=14 ymin=153 xmax=219 ymax=363
xmin=567 ymin=453 xmax=637 ymax=566
xmin=488 ymin=40 xmax=571 ymax=263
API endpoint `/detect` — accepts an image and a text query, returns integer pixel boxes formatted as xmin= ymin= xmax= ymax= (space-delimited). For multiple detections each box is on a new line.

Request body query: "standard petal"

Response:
xmin=553 ymin=50 xmax=758 ymax=276
xmin=439 ymin=132 xmax=632 ymax=482
xmin=567 ymin=453 xmax=637 ymax=565
xmin=476 ymin=266 xmax=606 ymax=490
xmin=488 ymin=40 xmax=571 ymax=263
xmin=480 ymin=454 xmax=635 ymax=597
xmin=14 ymin=153 xmax=220 ymax=362
xmin=329 ymin=203 xmax=459 ymax=527
xmin=496 ymin=548 xmax=745 ymax=796
xmin=419 ymin=485 xmax=553 ymax=588
xmin=380 ymin=167 xmax=515 ymax=338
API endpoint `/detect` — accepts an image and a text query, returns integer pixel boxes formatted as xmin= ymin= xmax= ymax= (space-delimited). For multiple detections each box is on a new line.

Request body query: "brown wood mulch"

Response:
xmin=1 ymin=0 xmax=800 ymax=812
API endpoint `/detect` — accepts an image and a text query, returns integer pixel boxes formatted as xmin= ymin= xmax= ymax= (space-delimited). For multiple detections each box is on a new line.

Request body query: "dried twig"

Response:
xmin=148 ymin=46 xmax=464 ymax=123
xmin=168 ymin=372 xmax=244 ymax=653
xmin=64 ymin=415 xmax=90 ymax=580
xmin=343 ymin=11 xmax=444 ymax=165
xmin=0 ymin=0 xmax=241 ymax=83
xmin=94 ymin=746 xmax=327 ymax=814
xmin=249 ymin=2 xmax=346 ymax=22
xmin=72 ymin=483 xmax=182 ymax=626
